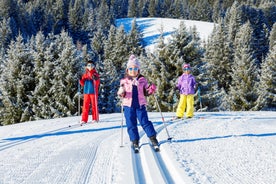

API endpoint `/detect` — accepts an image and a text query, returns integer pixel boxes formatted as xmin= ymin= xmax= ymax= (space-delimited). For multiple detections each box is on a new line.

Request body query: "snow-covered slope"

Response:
xmin=0 ymin=18 xmax=275 ymax=184
xmin=0 ymin=111 xmax=275 ymax=183
xmin=116 ymin=17 xmax=215 ymax=52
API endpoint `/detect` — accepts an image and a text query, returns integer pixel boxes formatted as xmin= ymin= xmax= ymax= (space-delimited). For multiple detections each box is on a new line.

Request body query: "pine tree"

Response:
xmin=204 ymin=19 xmax=232 ymax=91
xmin=0 ymin=18 xmax=12 ymax=51
xmin=254 ymin=24 xmax=276 ymax=110
xmin=148 ymin=0 xmax=156 ymax=17
xmin=268 ymin=23 xmax=276 ymax=50
xmin=96 ymin=1 xmax=113 ymax=37
xmin=228 ymin=22 xmax=258 ymax=111
xmin=0 ymin=35 xmax=34 ymax=125
xmin=48 ymin=30 xmax=81 ymax=117
xmin=99 ymin=58 xmax=120 ymax=113
xmin=30 ymin=31 xmax=59 ymax=119
xmin=127 ymin=18 xmax=144 ymax=55
xmin=240 ymin=4 xmax=270 ymax=65
xmin=68 ymin=0 xmax=85 ymax=43
xmin=144 ymin=21 xmax=203 ymax=111
xmin=192 ymin=0 xmax=213 ymax=22
xmin=127 ymin=0 xmax=137 ymax=18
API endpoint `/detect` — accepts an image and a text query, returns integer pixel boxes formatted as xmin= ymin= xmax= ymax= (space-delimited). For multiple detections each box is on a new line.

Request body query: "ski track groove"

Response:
xmin=77 ymin=134 xmax=106 ymax=184
xmin=131 ymin=120 xmax=187 ymax=184
xmin=1 ymin=121 xmax=117 ymax=184
xmin=0 ymin=123 xmax=81 ymax=151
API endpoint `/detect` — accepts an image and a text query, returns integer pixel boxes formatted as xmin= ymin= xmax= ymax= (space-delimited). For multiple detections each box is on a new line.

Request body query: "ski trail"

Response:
xmin=131 ymin=122 xmax=190 ymax=183
xmin=0 ymin=123 xmax=81 ymax=151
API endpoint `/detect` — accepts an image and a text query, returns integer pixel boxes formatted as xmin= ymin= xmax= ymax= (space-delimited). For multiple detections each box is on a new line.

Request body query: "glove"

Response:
xmin=117 ymin=86 xmax=125 ymax=97
xmin=92 ymin=73 xmax=99 ymax=80
xmin=146 ymin=84 xmax=156 ymax=95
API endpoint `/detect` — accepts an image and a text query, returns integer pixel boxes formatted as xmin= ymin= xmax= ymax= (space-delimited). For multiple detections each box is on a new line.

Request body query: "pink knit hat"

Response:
xmin=182 ymin=63 xmax=191 ymax=69
xmin=127 ymin=54 xmax=140 ymax=69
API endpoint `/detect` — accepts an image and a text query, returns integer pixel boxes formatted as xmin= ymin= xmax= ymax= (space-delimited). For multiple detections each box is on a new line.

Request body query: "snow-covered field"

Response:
xmin=0 ymin=18 xmax=275 ymax=184
xmin=0 ymin=111 xmax=275 ymax=183
xmin=116 ymin=17 xmax=215 ymax=52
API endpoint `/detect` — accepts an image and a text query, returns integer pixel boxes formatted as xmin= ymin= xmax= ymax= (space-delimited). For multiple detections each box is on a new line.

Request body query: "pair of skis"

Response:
xmin=132 ymin=144 xmax=160 ymax=154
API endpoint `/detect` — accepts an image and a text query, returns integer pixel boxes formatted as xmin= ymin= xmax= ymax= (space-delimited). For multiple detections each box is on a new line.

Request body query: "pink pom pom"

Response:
xmin=129 ymin=54 xmax=136 ymax=61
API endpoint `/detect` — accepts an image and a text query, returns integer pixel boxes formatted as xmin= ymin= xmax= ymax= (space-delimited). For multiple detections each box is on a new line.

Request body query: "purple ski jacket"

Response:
xmin=176 ymin=73 xmax=196 ymax=95
xmin=119 ymin=75 xmax=151 ymax=107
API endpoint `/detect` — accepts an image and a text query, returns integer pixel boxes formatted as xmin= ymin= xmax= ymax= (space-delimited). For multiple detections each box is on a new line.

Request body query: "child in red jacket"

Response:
xmin=79 ymin=61 xmax=100 ymax=123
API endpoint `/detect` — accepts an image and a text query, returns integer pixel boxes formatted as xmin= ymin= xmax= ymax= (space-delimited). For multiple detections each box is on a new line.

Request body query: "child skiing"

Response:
xmin=79 ymin=60 xmax=100 ymax=124
xmin=117 ymin=54 xmax=159 ymax=152
xmin=175 ymin=63 xmax=197 ymax=119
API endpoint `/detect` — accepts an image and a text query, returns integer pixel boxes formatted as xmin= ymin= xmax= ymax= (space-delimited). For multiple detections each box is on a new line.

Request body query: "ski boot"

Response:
xmin=132 ymin=140 xmax=140 ymax=153
xmin=149 ymin=136 xmax=160 ymax=152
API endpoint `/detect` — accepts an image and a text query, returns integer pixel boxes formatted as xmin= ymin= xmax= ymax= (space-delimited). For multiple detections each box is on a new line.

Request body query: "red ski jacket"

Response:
xmin=79 ymin=69 xmax=100 ymax=94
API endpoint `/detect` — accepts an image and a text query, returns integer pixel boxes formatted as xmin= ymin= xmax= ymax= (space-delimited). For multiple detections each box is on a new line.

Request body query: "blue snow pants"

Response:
xmin=123 ymin=105 xmax=157 ymax=141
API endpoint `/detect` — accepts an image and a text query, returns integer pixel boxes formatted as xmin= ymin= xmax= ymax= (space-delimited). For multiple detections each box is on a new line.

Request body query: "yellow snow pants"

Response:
xmin=176 ymin=94 xmax=194 ymax=118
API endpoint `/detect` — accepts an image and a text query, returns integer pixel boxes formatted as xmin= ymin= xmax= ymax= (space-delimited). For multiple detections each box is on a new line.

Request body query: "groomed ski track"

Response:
xmin=130 ymin=119 xmax=194 ymax=184
xmin=0 ymin=113 xmax=193 ymax=183
xmin=1 ymin=112 xmax=275 ymax=183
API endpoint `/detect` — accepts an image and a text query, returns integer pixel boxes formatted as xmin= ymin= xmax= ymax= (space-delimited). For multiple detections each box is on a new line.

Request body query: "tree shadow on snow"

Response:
xmin=171 ymin=132 xmax=276 ymax=143
xmin=3 ymin=125 xmax=127 ymax=141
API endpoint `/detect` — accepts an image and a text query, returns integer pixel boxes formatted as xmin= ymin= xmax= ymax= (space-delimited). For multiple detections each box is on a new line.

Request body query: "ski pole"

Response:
xmin=78 ymin=81 xmax=81 ymax=123
xmin=198 ymin=87 xmax=202 ymax=112
xmin=153 ymin=94 xmax=172 ymax=141
xmin=93 ymin=79 xmax=99 ymax=122
xmin=120 ymin=101 xmax=124 ymax=147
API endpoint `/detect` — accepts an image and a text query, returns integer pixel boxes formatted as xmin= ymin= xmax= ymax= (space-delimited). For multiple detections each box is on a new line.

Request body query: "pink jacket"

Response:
xmin=118 ymin=75 xmax=151 ymax=107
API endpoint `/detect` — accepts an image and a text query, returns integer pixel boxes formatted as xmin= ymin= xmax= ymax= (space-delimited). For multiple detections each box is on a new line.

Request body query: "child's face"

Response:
xmin=86 ymin=63 xmax=94 ymax=71
xmin=183 ymin=68 xmax=191 ymax=74
xmin=127 ymin=65 xmax=139 ymax=77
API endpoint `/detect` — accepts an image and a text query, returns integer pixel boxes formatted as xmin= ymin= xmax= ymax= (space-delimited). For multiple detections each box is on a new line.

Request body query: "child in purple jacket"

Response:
xmin=117 ymin=55 xmax=158 ymax=151
xmin=175 ymin=63 xmax=197 ymax=118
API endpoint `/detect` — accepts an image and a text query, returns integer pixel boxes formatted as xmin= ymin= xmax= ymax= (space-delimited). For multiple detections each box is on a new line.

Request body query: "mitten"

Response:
xmin=117 ymin=86 xmax=125 ymax=97
xmin=93 ymin=73 xmax=99 ymax=80
xmin=146 ymin=84 xmax=156 ymax=95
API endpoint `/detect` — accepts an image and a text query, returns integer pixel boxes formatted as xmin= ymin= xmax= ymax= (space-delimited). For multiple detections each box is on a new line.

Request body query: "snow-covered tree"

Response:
xmin=49 ymin=30 xmax=81 ymax=117
xmin=254 ymin=30 xmax=276 ymax=110
xmin=127 ymin=0 xmax=138 ymax=18
xmin=144 ymin=21 xmax=203 ymax=111
xmin=0 ymin=35 xmax=34 ymax=125
xmin=0 ymin=18 xmax=12 ymax=51
xmin=127 ymin=18 xmax=144 ymax=55
xmin=99 ymin=58 xmax=120 ymax=113
xmin=204 ymin=20 xmax=232 ymax=91
xmin=228 ymin=22 xmax=258 ymax=111
xmin=268 ymin=23 xmax=276 ymax=50
xmin=30 ymin=31 xmax=52 ymax=119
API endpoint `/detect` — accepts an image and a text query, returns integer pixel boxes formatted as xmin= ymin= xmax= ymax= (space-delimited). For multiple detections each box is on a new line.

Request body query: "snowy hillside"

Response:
xmin=116 ymin=17 xmax=215 ymax=52
xmin=0 ymin=18 xmax=275 ymax=184
xmin=0 ymin=112 xmax=275 ymax=183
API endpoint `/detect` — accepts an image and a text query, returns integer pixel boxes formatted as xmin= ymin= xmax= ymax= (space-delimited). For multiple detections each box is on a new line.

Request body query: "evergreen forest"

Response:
xmin=0 ymin=0 xmax=275 ymax=125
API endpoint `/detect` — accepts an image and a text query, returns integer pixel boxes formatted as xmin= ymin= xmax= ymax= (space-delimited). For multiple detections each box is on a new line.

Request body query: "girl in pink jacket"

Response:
xmin=117 ymin=55 xmax=158 ymax=151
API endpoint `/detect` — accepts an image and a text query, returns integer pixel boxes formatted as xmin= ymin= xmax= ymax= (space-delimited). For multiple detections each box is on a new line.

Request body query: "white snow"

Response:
xmin=116 ymin=17 xmax=215 ymax=52
xmin=0 ymin=112 xmax=275 ymax=183
xmin=0 ymin=18 xmax=275 ymax=183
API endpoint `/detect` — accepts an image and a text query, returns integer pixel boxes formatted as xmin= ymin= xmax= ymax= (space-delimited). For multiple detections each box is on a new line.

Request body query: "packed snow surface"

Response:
xmin=0 ymin=18 xmax=275 ymax=184
xmin=116 ymin=17 xmax=215 ymax=52
xmin=0 ymin=111 xmax=275 ymax=184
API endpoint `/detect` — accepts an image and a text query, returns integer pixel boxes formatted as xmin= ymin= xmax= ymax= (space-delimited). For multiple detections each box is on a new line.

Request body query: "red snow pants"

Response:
xmin=81 ymin=94 xmax=98 ymax=122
